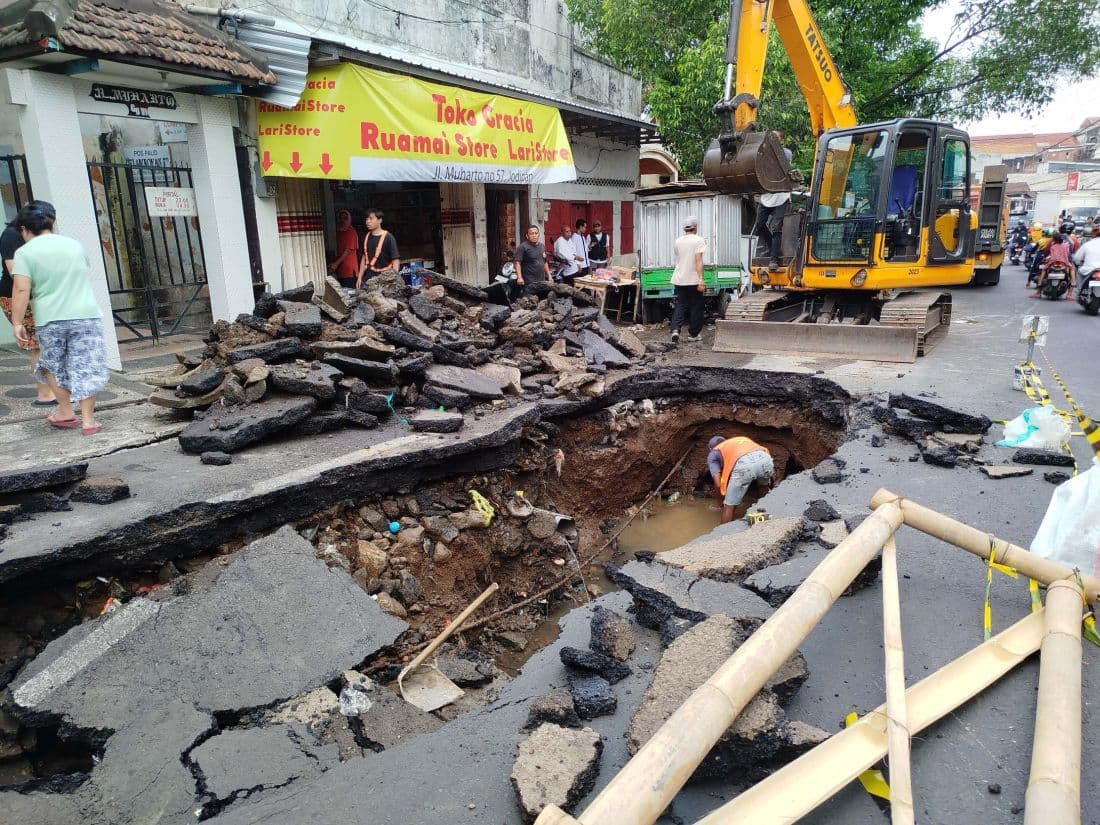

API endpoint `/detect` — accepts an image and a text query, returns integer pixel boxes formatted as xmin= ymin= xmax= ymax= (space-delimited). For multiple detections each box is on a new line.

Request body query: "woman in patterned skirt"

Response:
xmin=8 ymin=201 xmax=108 ymax=435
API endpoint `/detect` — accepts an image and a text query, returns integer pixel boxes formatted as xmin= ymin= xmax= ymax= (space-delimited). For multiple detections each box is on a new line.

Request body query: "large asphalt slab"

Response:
xmin=1 ymin=528 xmax=406 ymax=825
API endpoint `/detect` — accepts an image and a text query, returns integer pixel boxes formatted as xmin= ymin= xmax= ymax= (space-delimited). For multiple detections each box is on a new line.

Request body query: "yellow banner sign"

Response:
xmin=257 ymin=64 xmax=576 ymax=184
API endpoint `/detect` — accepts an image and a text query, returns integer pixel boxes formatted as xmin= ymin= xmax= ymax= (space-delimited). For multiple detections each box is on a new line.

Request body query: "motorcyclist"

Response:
xmin=1031 ymin=232 xmax=1075 ymax=299
xmin=1074 ymin=226 xmax=1100 ymax=296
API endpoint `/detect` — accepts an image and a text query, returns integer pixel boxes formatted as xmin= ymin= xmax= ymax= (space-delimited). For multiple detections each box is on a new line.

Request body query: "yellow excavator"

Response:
xmin=705 ymin=0 xmax=981 ymax=362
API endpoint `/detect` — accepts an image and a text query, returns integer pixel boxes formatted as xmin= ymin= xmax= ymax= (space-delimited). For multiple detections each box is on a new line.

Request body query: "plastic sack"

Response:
xmin=1031 ymin=461 xmax=1100 ymax=577
xmin=996 ymin=406 xmax=1070 ymax=451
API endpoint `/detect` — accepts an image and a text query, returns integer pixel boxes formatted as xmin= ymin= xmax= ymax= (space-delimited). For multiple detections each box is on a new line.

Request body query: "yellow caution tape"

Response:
xmin=1072 ymin=572 xmax=1100 ymax=649
xmin=1028 ymin=578 xmax=1042 ymax=613
xmin=983 ymin=538 xmax=1019 ymax=641
xmin=845 ymin=712 xmax=891 ymax=800
xmin=1039 ymin=349 xmax=1100 ymax=462
xmin=469 ymin=490 xmax=495 ymax=526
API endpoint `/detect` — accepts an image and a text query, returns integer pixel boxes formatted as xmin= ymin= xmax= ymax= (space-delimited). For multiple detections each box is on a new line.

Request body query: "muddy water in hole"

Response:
xmin=497 ymin=496 xmax=721 ymax=673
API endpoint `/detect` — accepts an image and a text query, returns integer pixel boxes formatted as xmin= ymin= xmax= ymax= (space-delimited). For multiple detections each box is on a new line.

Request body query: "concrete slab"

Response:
xmin=511 ymin=723 xmax=602 ymax=822
xmin=656 ymin=516 xmax=813 ymax=580
xmin=743 ymin=543 xmax=881 ymax=607
xmin=4 ymin=528 xmax=405 ymax=824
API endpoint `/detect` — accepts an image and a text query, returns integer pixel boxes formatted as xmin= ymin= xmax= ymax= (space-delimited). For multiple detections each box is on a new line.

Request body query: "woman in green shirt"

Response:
xmin=9 ymin=201 xmax=107 ymax=435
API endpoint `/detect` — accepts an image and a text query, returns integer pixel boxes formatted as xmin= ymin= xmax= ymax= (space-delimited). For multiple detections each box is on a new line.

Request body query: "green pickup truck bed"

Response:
xmin=641 ymin=266 xmax=743 ymax=300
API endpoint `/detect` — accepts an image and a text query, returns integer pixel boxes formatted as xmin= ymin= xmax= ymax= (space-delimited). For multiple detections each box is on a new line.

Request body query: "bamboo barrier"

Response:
xmin=533 ymin=500 xmax=906 ymax=825
xmin=692 ymin=609 xmax=1047 ymax=824
xmin=869 ymin=489 xmax=1100 ymax=601
xmin=1023 ymin=579 xmax=1083 ymax=825
xmin=881 ymin=537 xmax=914 ymax=825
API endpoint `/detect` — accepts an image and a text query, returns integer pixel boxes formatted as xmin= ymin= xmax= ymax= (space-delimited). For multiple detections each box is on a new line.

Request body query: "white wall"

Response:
xmin=264 ymin=0 xmax=640 ymax=119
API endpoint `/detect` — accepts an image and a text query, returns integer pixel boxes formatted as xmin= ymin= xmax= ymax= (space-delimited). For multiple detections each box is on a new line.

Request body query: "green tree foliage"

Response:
xmin=569 ymin=0 xmax=1100 ymax=176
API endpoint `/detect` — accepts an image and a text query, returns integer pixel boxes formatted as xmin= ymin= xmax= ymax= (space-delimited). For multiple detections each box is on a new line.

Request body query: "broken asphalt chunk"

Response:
xmin=589 ymin=606 xmax=635 ymax=662
xmin=269 ymin=361 xmax=343 ymax=400
xmin=568 ymin=674 xmax=617 ymax=719
xmin=179 ymin=395 xmax=317 ymax=454
xmin=227 ymin=338 xmax=309 ymax=364
xmin=410 ymin=410 xmax=464 ymax=433
xmin=980 ymin=465 xmax=1035 ymax=479
xmin=322 ymin=353 xmax=398 ymax=384
xmin=811 ymin=458 xmax=845 ymax=484
xmin=69 ymin=476 xmax=130 ymax=505
xmin=559 ymin=646 xmax=632 ymax=684
xmin=524 ymin=689 xmax=582 ymax=731
xmin=277 ymin=300 xmax=322 ymax=338
xmin=1012 ymin=448 xmax=1075 ymax=467
xmin=889 ymin=393 xmax=992 ymax=433
xmin=0 ymin=462 xmax=87 ymax=496
xmin=658 ymin=517 xmax=812 ymax=581
xmin=424 ymin=364 xmax=504 ymax=399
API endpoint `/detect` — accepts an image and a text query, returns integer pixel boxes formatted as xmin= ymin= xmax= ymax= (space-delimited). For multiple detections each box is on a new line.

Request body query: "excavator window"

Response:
xmin=883 ymin=132 xmax=930 ymax=262
xmin=810 ymin=130 xmax=887 ymax=262
xmin=932 ymin=138 xmax=970 ymax=258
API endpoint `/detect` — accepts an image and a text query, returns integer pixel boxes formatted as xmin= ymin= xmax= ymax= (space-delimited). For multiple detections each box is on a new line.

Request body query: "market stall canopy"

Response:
xmin=0 ymin=0 xmax=276 ymax=86
xmin=257 ymin=64 xmax=577 ymax=185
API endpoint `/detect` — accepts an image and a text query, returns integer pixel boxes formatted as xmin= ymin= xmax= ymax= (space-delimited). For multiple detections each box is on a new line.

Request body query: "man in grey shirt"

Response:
xmin=515 ymin=225 xmax=551 ymax=294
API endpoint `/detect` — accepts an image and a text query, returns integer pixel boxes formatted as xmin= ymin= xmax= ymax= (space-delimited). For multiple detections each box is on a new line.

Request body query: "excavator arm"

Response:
xmin=705 ymin=0 xmax=858 ymax=194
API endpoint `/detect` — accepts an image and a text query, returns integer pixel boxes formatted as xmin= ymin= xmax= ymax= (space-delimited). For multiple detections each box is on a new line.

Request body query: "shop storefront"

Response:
xmin=256 ymin=62 xmax=587 ymax=289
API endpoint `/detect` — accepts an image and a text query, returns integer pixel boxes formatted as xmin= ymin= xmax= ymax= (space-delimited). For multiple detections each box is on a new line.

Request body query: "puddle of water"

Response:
xmin=496 ymin=496 xmax=723 ymax=674
xmin=617 ymin=496 xmax=722 ymax=554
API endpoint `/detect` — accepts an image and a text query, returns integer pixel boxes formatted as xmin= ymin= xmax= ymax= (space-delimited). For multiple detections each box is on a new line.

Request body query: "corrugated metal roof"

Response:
xmin=236 ymin=21 xmax=309 ymax=108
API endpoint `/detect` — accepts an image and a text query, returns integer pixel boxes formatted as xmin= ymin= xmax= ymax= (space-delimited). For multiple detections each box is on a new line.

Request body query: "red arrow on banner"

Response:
xmin=289 ymin=151 xmax=302 ymax=173
xmin=319 ymin=153 xmax=333 ymax=175
xmin=260 ymin=151 xmax=272 ymax=172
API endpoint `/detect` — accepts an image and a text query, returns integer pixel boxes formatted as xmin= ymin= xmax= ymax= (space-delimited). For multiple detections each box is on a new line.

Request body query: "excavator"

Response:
xmin=704 ymin=0 xmax=982 ymax=362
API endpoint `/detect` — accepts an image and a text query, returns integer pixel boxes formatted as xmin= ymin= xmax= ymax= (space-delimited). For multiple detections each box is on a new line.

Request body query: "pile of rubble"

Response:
xmin=148 ymin=272 xmax=650 ymax=460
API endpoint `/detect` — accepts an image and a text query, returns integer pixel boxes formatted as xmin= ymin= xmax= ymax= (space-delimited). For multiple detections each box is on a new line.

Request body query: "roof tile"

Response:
xmin=0 ymin=0 xmax=276 ymax=84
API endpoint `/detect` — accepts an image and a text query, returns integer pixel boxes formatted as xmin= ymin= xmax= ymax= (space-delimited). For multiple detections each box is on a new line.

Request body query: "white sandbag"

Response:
xmin=996 ymin=406 xmax=1070 ymax=451
xmin=1031 ymin=461 xmax=1100 ymax=578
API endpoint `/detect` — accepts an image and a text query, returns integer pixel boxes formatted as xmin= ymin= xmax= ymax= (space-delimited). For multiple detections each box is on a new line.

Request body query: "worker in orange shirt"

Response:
xmin=707 ymin=435 xmax=775 ymax=523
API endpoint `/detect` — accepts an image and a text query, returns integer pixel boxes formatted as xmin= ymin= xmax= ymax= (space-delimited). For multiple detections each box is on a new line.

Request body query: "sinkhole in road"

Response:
xmin=0 ymin=390 xmax=846 ymax=791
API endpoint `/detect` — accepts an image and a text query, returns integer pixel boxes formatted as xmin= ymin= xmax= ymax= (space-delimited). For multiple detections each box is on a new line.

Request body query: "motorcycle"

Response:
xmin=1078 ymin=271 xmax=1100 ymax=315
xmin=1026 ymin=246 xmax=1044 ymax=287
xmin=1039 ymin=262 xmax=1071 ymax=300
xmin=1009 ymin=238 xmax=1025 ymax=266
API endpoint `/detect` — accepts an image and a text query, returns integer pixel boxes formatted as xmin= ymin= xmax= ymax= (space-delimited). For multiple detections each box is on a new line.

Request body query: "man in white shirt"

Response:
xmin=752 ymin=145 xmax=795 ymax=271
xmin=669 ymin=215 xmax=707 ymax=343
xmin=553 ymin=225 xmax=582 ymax=285
xmin=572 ymin=219 xmax=591 ymax=277
xmin=1074 ymin=226 xmax=1100 ymax=294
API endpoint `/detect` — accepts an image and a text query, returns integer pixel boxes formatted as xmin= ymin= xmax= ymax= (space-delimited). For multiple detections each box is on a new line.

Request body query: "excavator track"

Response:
xmin=878 ymin=291 xmax=952 ymax=356
xmin=722 ymin=290 xmax=800 ymax=321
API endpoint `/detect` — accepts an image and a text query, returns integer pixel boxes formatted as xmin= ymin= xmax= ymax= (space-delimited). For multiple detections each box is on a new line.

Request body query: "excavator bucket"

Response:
xmin=703 ymin=130 xmax=798 ymax=195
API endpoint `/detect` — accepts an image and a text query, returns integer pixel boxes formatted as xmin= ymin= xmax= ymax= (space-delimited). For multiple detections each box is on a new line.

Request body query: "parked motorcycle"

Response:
xmin=1078 ymin=271 xmax=1100 ymax=315
xmin=1039 ymin=262 xmax=1071 ymax=300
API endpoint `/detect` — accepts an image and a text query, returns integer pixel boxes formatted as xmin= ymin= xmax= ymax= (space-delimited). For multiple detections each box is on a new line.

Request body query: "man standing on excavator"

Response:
xmin=707 ymin=435 xmax=775 ymax=523
xmin=751 ymin=139 xmax=794 ymax=271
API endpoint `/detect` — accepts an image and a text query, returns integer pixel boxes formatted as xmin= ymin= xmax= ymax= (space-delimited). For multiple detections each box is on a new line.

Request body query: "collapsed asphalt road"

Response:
xmin=1 ymin=278 xmax=1098 ymax=824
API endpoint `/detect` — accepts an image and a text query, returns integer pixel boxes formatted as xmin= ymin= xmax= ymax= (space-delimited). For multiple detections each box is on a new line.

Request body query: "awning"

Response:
xmin=235 ymin=21 xmax=310 ymax=109
xmin=257 ymin=64 xmax=576 ymax=185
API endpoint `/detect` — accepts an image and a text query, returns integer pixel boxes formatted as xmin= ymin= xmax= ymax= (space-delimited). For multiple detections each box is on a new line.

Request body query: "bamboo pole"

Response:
xmin=691 ymin=609 xmax=1047 ymax=825
xmin=869 ymin=489 xmax=1100 ymax=601
xmin=533 ymin=500 xmax=906 ymax=825
xmin=881 ymin=536 xmax=914 ymax=825
xmin=1024 ymin=579 xmax=1083 ymax=825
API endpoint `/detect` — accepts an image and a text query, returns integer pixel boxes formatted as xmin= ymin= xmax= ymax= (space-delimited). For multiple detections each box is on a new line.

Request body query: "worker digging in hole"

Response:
xmin=707 ymin=435 xmax=775 ymax=523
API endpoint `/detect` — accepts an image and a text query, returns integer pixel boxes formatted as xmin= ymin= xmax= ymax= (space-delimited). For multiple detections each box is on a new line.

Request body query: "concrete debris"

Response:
xmin=69 ymin=476 xmax=130 ymax=505
xmin=589 ymin=606 xmax=635 ymax=661
xmin=1012 ymin=448 xmax=1076 ymax=467
xmin=1044 ymin=470 xmax=1071 ymax=484
xmin=559 ymin=646 xmax=632 ymax=683
xmin=409 ymin=410 xmax=464 ymax=433
xmin=921 ymin=443 xmax=959 ymax=468
xmin=932 ymin=431 xmax=983 ymax=452
xmin=436 ymin=648 xmax=497 ymax=687
xmin=628 ymin=615 xmax=803 ymax=780
xmin=568 ymin=674 xmax=617 ymax=719
xmin=816 ymin=519 xmax=849 ymax=548
xmin=524 ymin=689 xmax=583 ymax=730
xmin=582 ymin=329 xmax=631 ymax=368
xmin=0 ymin=462 xmax=87 ymax=495
xmin=981 ymin=465 xmax=1035 ymax=479
xmin=811 ymin=458 xmax=845 ymax=484
xmin=511 ymin=723 xmax=603 ymax=823
xmin=889 ymin=392 xmax=992 ymax=433
xmin=657 ymin=516 xmax=813 ymax=581
xmin=425 ymin=364 xmax=504 ymax=399
xmin=476 ymin=362 xmax=523 ymax=395
xmin=269 ymin=361 xmax=343 ymax=400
